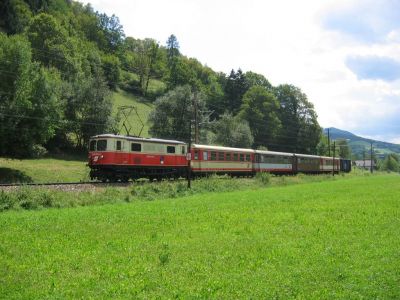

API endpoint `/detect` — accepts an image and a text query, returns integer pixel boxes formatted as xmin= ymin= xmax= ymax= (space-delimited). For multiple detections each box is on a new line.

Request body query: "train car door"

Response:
xmin=292 ymin=155 xmax=298 ymax=174
xmin=117 ymin=140 xmax=129 ymax=164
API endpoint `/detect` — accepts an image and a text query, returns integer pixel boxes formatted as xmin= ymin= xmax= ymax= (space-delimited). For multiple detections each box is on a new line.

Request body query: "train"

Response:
xmin=88 ymin=134 xmax=351 ymax=182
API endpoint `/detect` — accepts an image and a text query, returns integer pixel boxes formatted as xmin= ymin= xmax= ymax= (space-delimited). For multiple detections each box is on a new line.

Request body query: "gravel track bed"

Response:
xmin=0 ymin=182 xmax=132 ymax=192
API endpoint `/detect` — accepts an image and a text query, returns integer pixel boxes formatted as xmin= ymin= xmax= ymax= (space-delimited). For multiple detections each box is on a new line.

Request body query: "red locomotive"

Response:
xmin=88 ymin=134 xmax=187 ymax=182
xmin=88 ymin=134 xmax=348 ymax=182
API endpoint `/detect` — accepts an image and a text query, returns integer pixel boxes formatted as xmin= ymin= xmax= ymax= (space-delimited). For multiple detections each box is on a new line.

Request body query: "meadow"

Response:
xmin=1 ymin=174 xmax=399 ymax=299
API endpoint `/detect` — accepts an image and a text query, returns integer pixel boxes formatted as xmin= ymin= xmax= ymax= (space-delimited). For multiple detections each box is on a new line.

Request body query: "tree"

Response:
xmin=96 ymin=12 xmax=125 ymax=52
xmin=26 ymin=13 xmax=79 ymax=79
xmin=166 ymin=34 xmax=181 ymax=88
xmin=149 ymin=85 xmax=208 ymax=142
xmin=0 ymin=33 xmax=62 ymax=157
xmin=101 ymin=54 xmax=121 ymax=90
xmin=380 ymin=154 xmax=399 ymax=172
xmin=210 ymin=113 xmax=253 ymax=148
xmin=240 ymin=86 xmax=281 ymax=148
xmin=224 ymin=69 xmax=248 ymax=114
xmin=0 ymin=0 xmax=32 ymax=34
xmin=63 ymin=74 xmax=113 ymax=149
xmin=336 ymin=139 xmax=351 ymax=159
xmin=274 ymin=84 xmax=321 ymax=153
xmin=245 ymin=71 xmax=272 ymax=91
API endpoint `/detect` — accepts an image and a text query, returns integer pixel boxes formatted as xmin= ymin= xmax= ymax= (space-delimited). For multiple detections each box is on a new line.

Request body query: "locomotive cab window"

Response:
xmin=97 ymin=140 xmax=107 ymax=151
xmin=89 ymin=140 xmax=96 ymax=151
xmin=116 ymin=141 xmax=122 ymax=151
xmin=194 ymin=150 xmax=199 ymax=160
xmin=131 ymin=143 xmax=141 ymax=152
xmin=167 ymin=146 xmax=175 ymax=154
xmin=181 ymin=146 xmax=185 ymax=154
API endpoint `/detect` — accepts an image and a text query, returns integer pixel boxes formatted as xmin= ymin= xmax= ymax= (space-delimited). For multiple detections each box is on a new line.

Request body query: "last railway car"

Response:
xmin=294 ymin=154 xmax=340 ymax=174
xmin=88 ymin=134 xmax=187 ymax=181
xmin=190 ymin=144 xmax=255 ymax=176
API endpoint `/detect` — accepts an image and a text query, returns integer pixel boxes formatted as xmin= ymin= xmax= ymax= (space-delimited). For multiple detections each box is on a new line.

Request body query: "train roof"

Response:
xmin=90 ymin=134 xmax=186 ymax=145
xmin=192 ymin=144 xmax=255 ymax=153
xmin=255 ymin=150 xmax=294 ymax=156
xmin=295 ymin=153 xmax=321 ymax=159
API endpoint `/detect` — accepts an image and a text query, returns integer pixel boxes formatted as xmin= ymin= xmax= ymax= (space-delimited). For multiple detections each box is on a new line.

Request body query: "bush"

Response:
xmin=256 ymin=172 xmax=271 ymax=186
xmin=31 ymin=144 xmax=48 ymax=158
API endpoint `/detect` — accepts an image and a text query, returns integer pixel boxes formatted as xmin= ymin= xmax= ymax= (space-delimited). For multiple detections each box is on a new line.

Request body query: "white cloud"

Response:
xmin=80 ymin=0 xmax=400 ymax=144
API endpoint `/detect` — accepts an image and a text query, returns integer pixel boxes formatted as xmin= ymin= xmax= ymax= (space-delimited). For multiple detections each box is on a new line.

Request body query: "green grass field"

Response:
xmin=0 ymin=157 xmax=88 ymax=183
xmin=1 ymin=174 xmax=399 ymax=298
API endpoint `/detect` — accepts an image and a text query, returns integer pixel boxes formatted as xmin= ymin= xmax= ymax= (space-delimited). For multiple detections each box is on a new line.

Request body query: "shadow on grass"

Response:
xmin=0 ymin=168 xmax=33 ymax=184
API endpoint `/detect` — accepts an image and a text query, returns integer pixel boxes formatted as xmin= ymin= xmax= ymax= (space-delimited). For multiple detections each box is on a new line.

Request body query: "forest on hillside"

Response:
xmin=1 ymin=0 xmax=331 ymax=158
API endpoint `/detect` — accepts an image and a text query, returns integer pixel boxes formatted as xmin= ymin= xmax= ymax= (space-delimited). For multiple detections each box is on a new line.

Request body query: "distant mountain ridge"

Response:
xmin=324 ymin=127 xmax=400 ymax=158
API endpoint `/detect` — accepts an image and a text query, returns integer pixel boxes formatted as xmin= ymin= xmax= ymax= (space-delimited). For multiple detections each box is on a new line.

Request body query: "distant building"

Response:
xmin=354 ymin=160 xmax=376 ymax=169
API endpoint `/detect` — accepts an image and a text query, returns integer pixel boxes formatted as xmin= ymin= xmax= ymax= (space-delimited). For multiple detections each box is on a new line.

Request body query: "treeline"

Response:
xmin=1 ymin=0 xmax=330 ymax=158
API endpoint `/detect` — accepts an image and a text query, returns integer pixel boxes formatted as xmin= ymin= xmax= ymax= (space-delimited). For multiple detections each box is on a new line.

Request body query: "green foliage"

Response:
xmin=0 ymin=33 xmax=62 ymax=157
xmin=209 ymin=113 xmax=254 ymax=148
xmin=149 ymin=85 xmax=209 ymax=142
xmin=274 ymin=84 xmax=321 ymax=154
xmin=27 ymin=13 xmax=79 ymax=78
xmin=245 ymin=71 xmax=272 ymax=90
xmin=224 ymin=69 xmax=248 ymax=114
xmin=240 ymin=86 xmax=281 ymax=148
xmin=101 ymin=54 xmax=121 ymax=90
xmin=335 ymin=139 xmax=351 ymax=159
xmin=380 ymin=154 xmax=399 ymax=172
xmin=255 ymin=171 xmax=271 ymax=185
xmin=64 ymin=75 xmax=113 ymax=148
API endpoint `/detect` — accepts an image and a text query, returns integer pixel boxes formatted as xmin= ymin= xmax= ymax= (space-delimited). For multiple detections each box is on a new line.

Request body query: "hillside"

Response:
xmin=113 ymin=90 xmax=154 ymax=137
xmin=324 ymin=127 xmax=400 ymax=158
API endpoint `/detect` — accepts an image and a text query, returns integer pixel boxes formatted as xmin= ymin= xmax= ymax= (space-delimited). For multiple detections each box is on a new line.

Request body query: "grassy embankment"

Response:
xmin=0 ymin=90 xmax=154 ymax=184
xmin=1 ymin=174 xmax=399 ymax=298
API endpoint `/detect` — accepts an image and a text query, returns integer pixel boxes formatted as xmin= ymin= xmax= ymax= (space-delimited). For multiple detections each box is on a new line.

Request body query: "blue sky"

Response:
xmin=81 ymin=0 xmax=400 ymax=144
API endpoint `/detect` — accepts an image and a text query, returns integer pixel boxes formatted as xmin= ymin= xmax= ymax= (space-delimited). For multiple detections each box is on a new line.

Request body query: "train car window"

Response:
xmin=194 ymin=150 xmax=199 ymax=160
xmin=116 ymin=141 xmax=122 ymax=151
xmin=233 ymin=153 xmax=238 ymax=161
xmin=181 ymin=146 xmax=185 ymax=154
xmin=97 ymin=140 xmax=107 ymax=151
xmin=131 ymin=143 xmax=141 ymax=152
xmin=211 ymin=152 xmax=217 ymax=161
xmin=203 ymin=151 xmax=208 ymax=160
xmin=240 ymin=154 xmax=244 ymax=161
xmin=226 ymin=153 xmax=231 ymax=161
xmin=89 ymin=140 xmax=96 ymax=151
xmin=246 ymin=154 xmax=250 ymax=161
xmin=218 ymin=152 xmax=224 ymax=161
xmin=167 ymin=146 xmax=176 ymax=154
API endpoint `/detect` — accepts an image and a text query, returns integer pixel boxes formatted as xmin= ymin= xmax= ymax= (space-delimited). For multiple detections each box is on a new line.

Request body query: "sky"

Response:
xmin=80 ymin=0 xmax=400 ymax=144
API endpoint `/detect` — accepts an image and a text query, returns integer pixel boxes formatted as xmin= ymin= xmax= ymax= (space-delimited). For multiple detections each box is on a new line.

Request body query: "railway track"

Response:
xmin=0 ymin=181 xmax=123 ymax=187
xmin=0 ymin=181 xmax=133 ymax=191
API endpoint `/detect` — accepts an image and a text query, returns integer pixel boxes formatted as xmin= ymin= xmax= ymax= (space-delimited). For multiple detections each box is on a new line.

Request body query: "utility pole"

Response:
xmin=327 ymin=128 xmax=331 ymax=156
xmin=193 ymin=92 xmax=199 ymax=144
xmin=332 ymin=140 xmax=335 ymax=176
xmin=370 ymin=141 xmax=373 ymax=174
xmin=187 ymin=119 xmax=192 ymax=188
